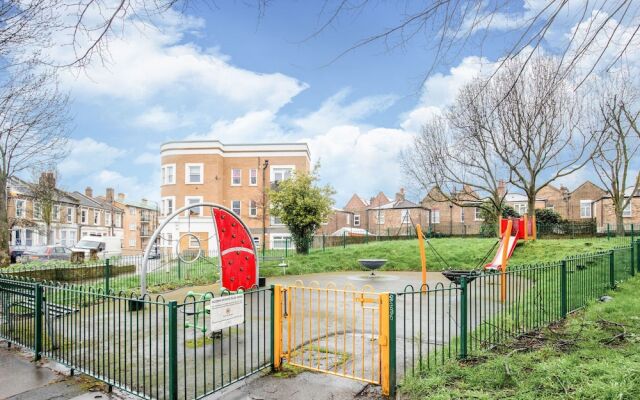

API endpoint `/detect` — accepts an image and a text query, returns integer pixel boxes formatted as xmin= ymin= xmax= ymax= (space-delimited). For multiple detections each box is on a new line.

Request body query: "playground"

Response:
xmin=0 ymin=204 xmax=638 ymax=399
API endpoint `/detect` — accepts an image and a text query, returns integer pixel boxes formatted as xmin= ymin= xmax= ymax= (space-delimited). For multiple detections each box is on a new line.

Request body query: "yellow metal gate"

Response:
xmin=272 ymin=281 xmax=392 ymax=395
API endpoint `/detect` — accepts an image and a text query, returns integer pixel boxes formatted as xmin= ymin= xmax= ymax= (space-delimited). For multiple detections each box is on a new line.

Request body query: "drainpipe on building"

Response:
xmin=261 ymin=159 xmax=269 ymax=252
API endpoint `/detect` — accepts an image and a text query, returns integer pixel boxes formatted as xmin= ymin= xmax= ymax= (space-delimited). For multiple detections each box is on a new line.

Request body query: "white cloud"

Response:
xmin=58 ymin=138 xmax=126 ymax=177
xmin=134 ymin=152 xmax=159 ymax=165
xmin=191 ymin=110 xmax=286 ymax=143
xmin=94 ymin=169 xmax=160 ymax=202
xmin=133 ymin=106 xmax=192 ymax=131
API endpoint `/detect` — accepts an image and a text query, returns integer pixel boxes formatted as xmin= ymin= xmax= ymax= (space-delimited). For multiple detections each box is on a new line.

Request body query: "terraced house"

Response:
xmin=159 ymin=140 xmax=310 ymax=251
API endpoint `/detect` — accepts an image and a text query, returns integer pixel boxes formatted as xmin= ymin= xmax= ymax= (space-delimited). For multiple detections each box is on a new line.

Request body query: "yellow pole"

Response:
xmin=273 ymin=285 xmax=283 ymax=370
xmin=523 ymin=215 xmax=528 ymax=241
xmin=501 ymin=220 xmax=513 ymax=303
xmin=416 ymin=224 xmax=427 ymax=291
xmin=379 ymin=293 xmax=391 ymax=396
xmin=532 ymin=214 xmax=537 ymax=240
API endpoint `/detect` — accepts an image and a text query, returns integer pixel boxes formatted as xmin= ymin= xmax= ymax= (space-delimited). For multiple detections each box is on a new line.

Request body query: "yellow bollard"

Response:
xmin=416 ymin=224 xmax=427 ymax=291
xmin=500 ymin=220 xmax=513 ymax=303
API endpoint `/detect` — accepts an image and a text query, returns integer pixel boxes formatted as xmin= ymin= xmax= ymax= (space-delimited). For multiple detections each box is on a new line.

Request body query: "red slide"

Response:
xmin=484 ymin=218 xmax=523 ymax=271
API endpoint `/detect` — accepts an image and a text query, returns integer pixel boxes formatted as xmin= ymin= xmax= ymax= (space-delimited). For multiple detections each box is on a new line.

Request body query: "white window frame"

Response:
xmin=249 ymin=200 xmax=258 ymax=217
xmin=33 ymin=202 xmax=42 ymax=220
xmin=129 ymin=207 xmax=136 ymax=216
xmin=270 ymin=165 xmax=296 ymax=184
xmin=185 ymin=163 xmax=204 ymax=185
xmin=184 ymin=196 xmax=203 ymax=216
xmin=580 ymin=200 xmax=592 ymax=219
xmin=129 ymin=223 xmax=137 ymax=231
xmin=270 ymin=233 xmax=294 ymax=250
xmin=162 ymin=196 xmax=175 ymax=216
xmin=346 ymin=213 xmax=351 ymax=225
xmin=81 ymin=208 xmax=88 ymax=224
xmin=431 ymin=209 xmax=440 ymax=224
xmin=161 ymin=164 xmax=176 ymax=185
xmin=402 ymin=209 xmax=410 ymax=224
xmin=105 ymin=212 xmax=112 ymax=227
xmin=354 ymin=214 xmax=361 ymax=226
xmin=66 ymin=207 xmax=73 ymax=223
xmin=231 ymin=200 xmax=241 ymax=216
xmin=270 ymin=215 xmax=285 ymax=226
xmin=129 ymin=238 xmax=136 ymax=247
xmin=623 ymin=200 xmax=632 ymax=218
xmin=231 ymin=169 xmax=242 ymax=186
xmin=474 ymin=207 xmax=483 ymax=221
xmin=189 ymin=235 xmax=200 ymax=248
xmin=15 ymin=199 xmax=25 ymax=218
xmin=249 ymin=169 xmax=258 ymax=186
xmin=515 ymin=203 xmax=528 ymax=216
xmin=375 ymin=210 xmax=385 ymax=225
xmin=53 ymin=205 xmax=60 ymax=221
xmin=252 ymin=236 xmax=261 ymax=249
xmin=460 ymin=208 xmax=465 ymax=223
xmin=93 ymin=209 xmax=100 ymax=225
xmin=115 ymin=213 xmax=122 ymax=228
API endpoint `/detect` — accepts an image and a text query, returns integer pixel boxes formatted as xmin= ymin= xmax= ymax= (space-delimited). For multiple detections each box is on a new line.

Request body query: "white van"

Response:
xmin=71 ymin=236 xmax=123 ymax=260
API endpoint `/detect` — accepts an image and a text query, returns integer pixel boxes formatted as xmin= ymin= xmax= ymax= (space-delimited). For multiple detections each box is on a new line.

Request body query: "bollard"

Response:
xmin=459 ymin=277 xmax=468 ymax=359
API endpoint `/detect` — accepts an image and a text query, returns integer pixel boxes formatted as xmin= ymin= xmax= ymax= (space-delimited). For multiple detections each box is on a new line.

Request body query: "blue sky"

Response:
xmin=50 ymin=1 xmax=639 ymax=206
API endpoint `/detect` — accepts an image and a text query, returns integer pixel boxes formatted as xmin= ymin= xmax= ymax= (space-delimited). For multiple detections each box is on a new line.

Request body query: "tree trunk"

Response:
xmin=0 ymin=174 xmax=10 ymax=264
xmin=527 ymin=195 xmax=536 ymax=218
xmin=616 ymin=213 xmax=625 ymax=236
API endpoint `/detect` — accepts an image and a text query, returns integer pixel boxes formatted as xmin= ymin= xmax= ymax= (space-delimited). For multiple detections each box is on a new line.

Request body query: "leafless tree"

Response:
xmin=592 ymin=73 xmax=640 ymax=234
xmin=0 ymin=62 xmax=70 ymax=257
xmin=28 ymin=169 xmax=61 ymax=245
xmin=311 ymin=1 xmax=640 ymax=88
xmin=402 ymin=79 xmax=510 ymax=224
xmin=481 ymin=54 xmax=598 ymax=217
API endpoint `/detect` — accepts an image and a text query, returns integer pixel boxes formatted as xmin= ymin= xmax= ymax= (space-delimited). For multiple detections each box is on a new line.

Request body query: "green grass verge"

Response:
xmin=400 ymin=276 xmax=640 ymax=400
xmin=260 ymin=238 xmax=631 ymax=276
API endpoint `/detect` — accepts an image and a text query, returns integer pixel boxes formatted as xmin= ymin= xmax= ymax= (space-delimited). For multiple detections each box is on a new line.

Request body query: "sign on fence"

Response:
xmin=209 ymin=294 xmax=244 ymax=331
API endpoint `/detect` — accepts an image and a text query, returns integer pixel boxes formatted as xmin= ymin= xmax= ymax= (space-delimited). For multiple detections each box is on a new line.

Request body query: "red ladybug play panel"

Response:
xmin=214 ymin=208 xmax=258 ymax=291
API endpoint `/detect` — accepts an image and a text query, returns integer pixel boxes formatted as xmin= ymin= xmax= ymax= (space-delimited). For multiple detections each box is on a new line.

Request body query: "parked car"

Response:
xmin=9 ymin=245 xmax=26 ymax=263
xmin=21 ymin=245 xmax=72 ymax=262
xmin=70 ymin=237 xmax=123 ymax=260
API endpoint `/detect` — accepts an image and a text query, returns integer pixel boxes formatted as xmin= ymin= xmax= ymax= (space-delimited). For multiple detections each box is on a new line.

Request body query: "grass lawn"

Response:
xmin=399 ymin=276 xmax=640 ymax=400
xmin=260 ymin=237 xmax=632 ymax=277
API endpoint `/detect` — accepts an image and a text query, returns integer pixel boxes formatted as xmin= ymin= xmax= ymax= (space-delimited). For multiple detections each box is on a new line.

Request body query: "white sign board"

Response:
xmin=210 ymin=294 xmax=244 ymax=331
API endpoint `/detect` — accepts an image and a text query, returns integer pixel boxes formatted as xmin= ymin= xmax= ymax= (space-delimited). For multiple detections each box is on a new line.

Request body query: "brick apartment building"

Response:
xmin=318 ymin=188 xmax=429 ymax=236
xmin=159 ymin=140 xmax=310 ymax=251
xmin=113 ymin=193 xmax=159 ymax=255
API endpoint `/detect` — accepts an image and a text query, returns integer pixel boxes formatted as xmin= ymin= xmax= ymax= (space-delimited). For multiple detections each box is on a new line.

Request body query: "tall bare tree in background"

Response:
xmin=402 ymin=78 xmax=509 ymax=223
xmin=481 ymin=54 xmax=598 ymax=217
xmin=592 ymin=72 xmax=640 ymax=235
xmin=29 ymin=169 xmax=61 ymax=245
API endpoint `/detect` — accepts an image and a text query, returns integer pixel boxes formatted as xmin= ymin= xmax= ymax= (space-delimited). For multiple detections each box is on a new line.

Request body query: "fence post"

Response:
xmin=168 ymin=301 xmax=178 ymax=400
xmin=104 ymin=259 xmax=110 ymax=294
xmin=459 ymin=277 xmax=468 ymax=359
xmin=379 ymin=292 xmax=396 ymax=397
xmin=343 ymin=232 xmax=346 ymax=249
xmin=177 ymin=256 xmax=182 ymax=280
xmin=560 ymin=260 xmax=568 ymax=318
xmin=607 ymin=224 xmax=611 ymax=240
xmin=609 ymin=250 xmax=615 ymax=289
xmin=322 ymin=234 xmax=325 ymax=251
xmin=271 ymin=285 xmax=283 ymax=371
xmin=34 ymin=284 xmax=43 ymax=361
xmin=285 ymin=238 xmax=288 ymax=258
xmin=365 ymin=231 xmax=368 ymax=244
xmin=631 ymin=240 xmax=636 ymax=277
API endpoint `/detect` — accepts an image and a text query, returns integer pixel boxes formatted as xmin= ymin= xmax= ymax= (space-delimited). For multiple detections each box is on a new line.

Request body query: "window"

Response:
xmin=61 ymin=231 xmax=67 ymax=247
xmin=546 ymin=205 xmax=555 ymax=211
xmin=375 ymin=210 xmax=385 ymax=225
xmin=431 ymin=209 xmax=440 ymax=224
xmin=163 ymin=233 xmax=173 ymax=248
xmin=354 ymin=214 xmax=360 ymax=226
xmin=253 ymin=236 xmax=261 ymax=249
xmin=515 ymin=203 xmax=528 ymax=216
xmin=249 ymin=169 xmax=258 ymax=186
xmin=161 ymin=164 xmax=176 ymax=185
xmin=474 ymin=207 xmax=483 ymax=221
xmin=189 ymin=235 xmax=199 ymax=248
xmin=81 ymin=208 xmax=87 ymax=224
xmin=115 ymin=213 xmax=122 ymax=228
xmin=129 ymin=239 xmax=136 ymax=247
xmin=402 ymin=209 xmax=410 ymax=224
xmin=185 ymin=196 xmax=203 ymax=216
xmin=185 ymin=163 xmax=203 ymax=184
xmin=271 ymin=215 xmax=284 ymax=225
xmin=623 ymin=201 xmax=632 ymax=217
xmin=105 ymin=212 xmax=112 ymax=226
xmin=580 ymin=200 xmax=592 ymax=218
xmin=129 ymin=207 xmax=136 ymax=216
xmin=271 ymin=166 xmax=294 ymax=184
xmin=14 ymin=230 xmax=21 ymax=245
xmin=231 ymin=200 xmax=241 ymax=215
xmin=162 ymin=197 xmax=175 ymax=216
xmin=25 ymin=229 xmax=33 ymax=246
xmin=271 ymin=234 xmax=293 ymax=250
xmin=33 ymin=202 xmax=42 ymax=220
xmin=346 ymin=213 xmax=351 ymax=225
xmin=15 ymin=199 xmax=25 ymax=218
xmin=53 ymin=205 xmax=60 ymax=221
xmin=249 ymin=200 xmax=257 ymax=217
xmin=94 ymin=210 xmax=100 ymax=225
xmin=129 ymin=223 xmax=136 ymax=231
xmin=231 ymin=169 xmax=241 ymax=186
xmin=67 ymin=207 xmax=73 ymax=223
xmin=460 ymin=208 xmax=465 ymax=223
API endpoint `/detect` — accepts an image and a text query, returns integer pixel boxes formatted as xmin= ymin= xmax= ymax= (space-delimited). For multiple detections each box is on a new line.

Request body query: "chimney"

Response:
xmin=105 ymin=188 xmax=114 ymax=202
xmin=497 ymin=180 xmax=506 ymax=198
xmin=118 ymin=193 xmax=125 ymax=201
xmin=370 ymin=197 xmax=376 ymax=207
xmin=39 ymin=171 xmax=56 ymax=188
xmin=85 ymin=187 xmax=93 ymax=198
xmin=395 ymin=188 xmax=405 ymax=202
